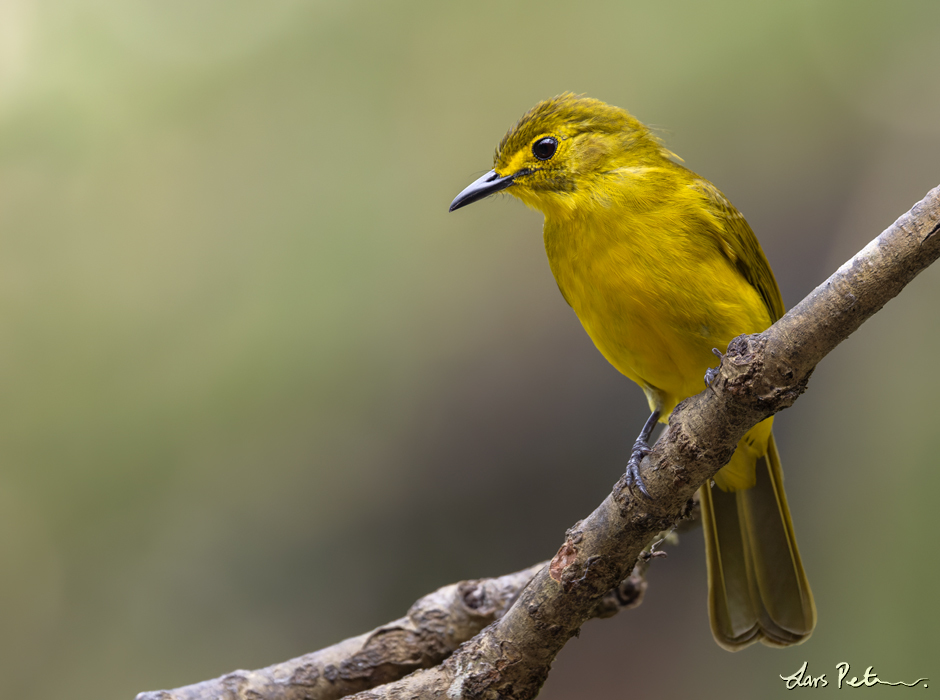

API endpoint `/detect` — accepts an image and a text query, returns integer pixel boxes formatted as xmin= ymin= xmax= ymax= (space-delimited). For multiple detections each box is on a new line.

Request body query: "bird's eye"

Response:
xmin=532 ymin=137 xmax=558 ymax=161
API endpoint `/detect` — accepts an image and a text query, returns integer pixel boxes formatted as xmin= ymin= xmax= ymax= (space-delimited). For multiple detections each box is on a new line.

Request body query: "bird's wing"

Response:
xmin=691 ymin=179 xmax=785 ymax=323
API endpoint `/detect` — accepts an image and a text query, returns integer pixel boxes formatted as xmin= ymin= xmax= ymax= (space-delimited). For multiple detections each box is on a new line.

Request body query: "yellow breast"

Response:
xmin=542 ymin=192 xmax=772 ymax=417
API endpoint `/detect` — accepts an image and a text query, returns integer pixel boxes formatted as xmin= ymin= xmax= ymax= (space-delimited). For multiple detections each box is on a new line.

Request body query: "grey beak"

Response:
xmin=449 ymin=169 xmax=518 ymax=212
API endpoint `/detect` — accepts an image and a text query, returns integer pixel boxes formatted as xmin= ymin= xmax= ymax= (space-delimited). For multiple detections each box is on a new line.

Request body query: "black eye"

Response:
xmin=532 ymin=137 xmax=557 ymax=161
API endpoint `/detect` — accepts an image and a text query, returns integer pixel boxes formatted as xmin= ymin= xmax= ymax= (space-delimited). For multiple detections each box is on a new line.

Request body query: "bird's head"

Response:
xmin=449 ymin=94 xmax=667 ymax=217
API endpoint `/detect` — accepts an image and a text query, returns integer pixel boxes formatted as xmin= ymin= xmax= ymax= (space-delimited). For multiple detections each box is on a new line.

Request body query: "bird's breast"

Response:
xmin=542 ymin=211 xmax=770 ymax=411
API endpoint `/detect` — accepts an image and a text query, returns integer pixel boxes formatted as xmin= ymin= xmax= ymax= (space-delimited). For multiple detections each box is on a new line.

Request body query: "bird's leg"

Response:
xmin=625 ymin=409 xmax=660 ymax=499
xmin=704 ymin=347 xmax=725 ymax=390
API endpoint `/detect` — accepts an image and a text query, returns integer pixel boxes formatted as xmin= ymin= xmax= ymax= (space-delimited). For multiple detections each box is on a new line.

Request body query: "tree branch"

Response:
xmin=135 ymin=564 xmax=542 ymax=700
xmin=137 ymin=185 xmax=940 ymax=700
xmin=136 ymin=516 xmax=696 ymax=700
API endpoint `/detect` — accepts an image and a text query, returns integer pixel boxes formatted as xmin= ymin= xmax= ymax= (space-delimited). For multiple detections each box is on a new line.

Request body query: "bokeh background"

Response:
xmin=1 ymin=1 xmax=938 ymax=698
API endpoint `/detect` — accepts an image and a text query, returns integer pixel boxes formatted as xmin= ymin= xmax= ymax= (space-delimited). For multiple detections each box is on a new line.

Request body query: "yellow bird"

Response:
xmin=449 ymin=94 xmax=815 ymax=651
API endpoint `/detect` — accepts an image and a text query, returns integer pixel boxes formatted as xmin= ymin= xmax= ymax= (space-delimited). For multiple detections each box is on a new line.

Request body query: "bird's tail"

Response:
xmin=700 ymin=432 xmax=816 ymax=650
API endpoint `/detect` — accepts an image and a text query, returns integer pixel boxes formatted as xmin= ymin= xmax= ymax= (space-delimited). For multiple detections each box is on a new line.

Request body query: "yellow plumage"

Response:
xmin=450 ymin=93 xmax=815 ymax=650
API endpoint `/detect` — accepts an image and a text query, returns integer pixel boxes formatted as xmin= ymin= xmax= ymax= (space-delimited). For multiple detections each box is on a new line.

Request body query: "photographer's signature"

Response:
xmin=780 ymin=662 xmax=928 ymax=689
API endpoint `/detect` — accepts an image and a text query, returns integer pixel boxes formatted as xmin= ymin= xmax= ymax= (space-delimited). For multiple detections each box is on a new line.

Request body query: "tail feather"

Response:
xmin=701 ymin=433 xmax=816 ymax=651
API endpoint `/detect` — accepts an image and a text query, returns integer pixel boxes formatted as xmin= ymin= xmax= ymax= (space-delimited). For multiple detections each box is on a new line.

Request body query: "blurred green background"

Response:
xmin=1 ymin=1 xmax=938 ymax=698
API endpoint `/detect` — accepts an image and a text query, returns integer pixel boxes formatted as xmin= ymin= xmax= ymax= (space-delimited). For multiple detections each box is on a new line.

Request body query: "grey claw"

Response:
xmin=625 ymin=441 xmax=653 ymax=500
xmin=704 ymin=366 xmax=719 ymax=388
xmin=704 ymin=348 xmax=724 ymax=388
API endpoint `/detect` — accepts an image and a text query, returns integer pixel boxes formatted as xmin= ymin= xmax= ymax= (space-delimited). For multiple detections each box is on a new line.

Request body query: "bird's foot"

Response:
xmin=704 ymin=347 xmax=725 ymax=390
xmin=625 ymin=438 xmax=653 ymax=500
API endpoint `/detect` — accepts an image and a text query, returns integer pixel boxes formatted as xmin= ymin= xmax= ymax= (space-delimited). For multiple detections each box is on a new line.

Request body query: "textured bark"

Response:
xmin=136 ymin=525 xmax=690 ymax=700
xmin=135 ymin=564 xmax=542 ymax=700
xmin=137 ymin=185 xmax=940 ymax=700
